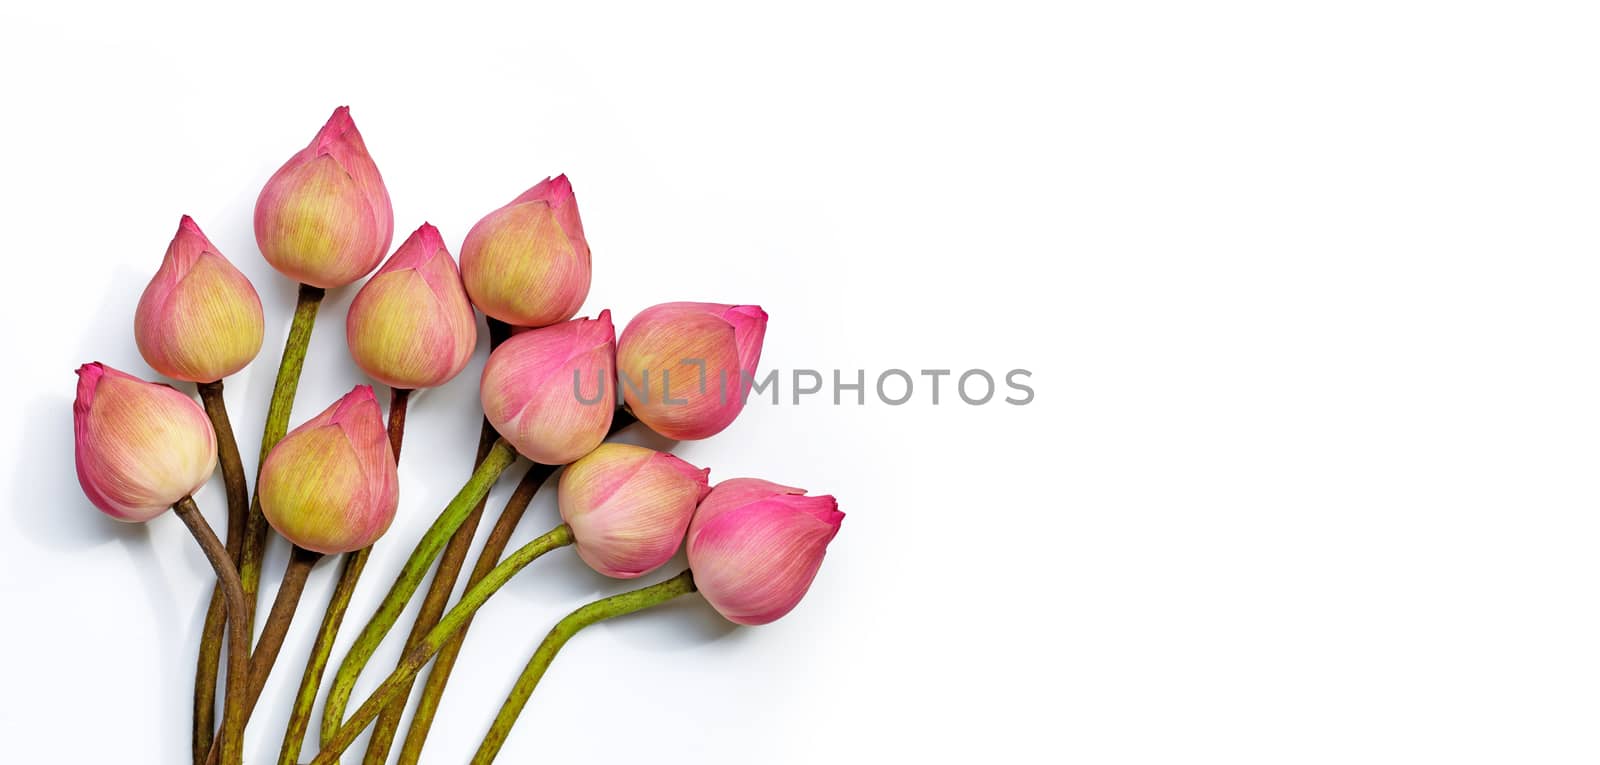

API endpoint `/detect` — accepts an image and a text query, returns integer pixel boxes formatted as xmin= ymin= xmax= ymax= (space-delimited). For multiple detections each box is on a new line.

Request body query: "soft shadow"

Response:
xmin=510 ymin=539 xmax=618 ymax=604
xmin=600 ymin=591 xmax=743 ymax=650
xmin=607 ymin=419 xmax=678 ymax=451
xmin=118 ymin=524 xmax=191 ymax=765
xmin=507 ymin=542 xmax=739 ymax=650
xmin=32 ymin=261 xmax=175 ymax=550
xmin=493 ymin=475 xmax=614 ymax=605
xmin=14 ymin=394 xmax=150 ymax=550
xmin=598 ymin=551 xmax=741 ymax=651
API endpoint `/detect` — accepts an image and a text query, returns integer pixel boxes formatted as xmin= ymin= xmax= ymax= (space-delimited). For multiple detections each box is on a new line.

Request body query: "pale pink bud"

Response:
xmin=73 ymin=363 xmax=218 ymax=522
xmin=558 ymin=444 xmax=711 ymax=578
xmin=460 ymin=175 xmax=591 ymax=327
xmin=346 ymin=223 xmax=478 ymax=390
xmin=617 ymin=302 xmax=768 ymax=440
xmin=480 ymin=311 xmax=615 ymax=464
xmin=134 ymin=216 xmax=265 ymax=383
xmin=259 ymin=385 xmax=398 ymax=554
xmin=686 ymin=479 xmax=843 ymax=626
xmin=254 ymin=107 xmax=394 ymax=288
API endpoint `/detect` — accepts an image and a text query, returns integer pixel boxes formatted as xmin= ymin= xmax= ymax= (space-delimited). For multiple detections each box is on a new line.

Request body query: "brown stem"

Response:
xmin=388 ymin=388 xmax=411 ymax=459
xmin=247 ymin=547 xmax=322 ymax=708
xmin=203 ymin=545 xmax=321 ymax=765
xmin=174 ymin=497 xmax=248 ymax=765
xmin=397 ymin=408 xmax=637 ymax=762
xmin=197 ymin=381 xmax=250 ymax=547
xmin=192 ymin=380 xmax=248 ymax=764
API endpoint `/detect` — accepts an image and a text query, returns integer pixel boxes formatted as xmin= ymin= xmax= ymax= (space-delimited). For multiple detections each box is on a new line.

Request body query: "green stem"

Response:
xmin=320 ymin=438 xmax=519 ymax=753
xmin=369 ymin=322 xmax=511 ymax=765
xmin=278 ymin=548 xmax=368 ymax=765
xmin=398 ymin=408 xmax=637 ymax=763
xmin=310 ymin=525 xmax=576 ymax=764
xmin=174 ymin=496 xmax=250 ymax=765
xmin=192 ymin=380 xmax=248 ymax=765
xmin=241 ymin=284 xmax=325 ymax=631
xmin=274 ymin=385 xmax=412 ymax=765
xmin=396 ymin=463 xmax=550 ymax=763
xmin=470 ymin=570 xmax=697 ymax=764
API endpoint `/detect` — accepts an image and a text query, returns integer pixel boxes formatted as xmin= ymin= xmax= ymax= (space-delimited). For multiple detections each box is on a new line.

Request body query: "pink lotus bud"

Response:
xmin=460 ymin=175 xmax=591 ymax=327
xmin=558 ymin=444 xmax=711 ymax=578
xmin=254 ymin=107 xmax=394 ymax=288
xmin=258 ymin=385 xmax=398 ymax=554
xmin=480 ymin=311 xmax=615 ymax=464
xmin=686 ymin=479 xmax=843 ymax=626
xmin=73 ymin=363 xmax=218 ymax=522
xmin=134 ymin=216 xmax=265 ymax=383
xmin=616 ymin=302 xmax=768 ymax=440
xmin=346 ymin=223 xmax=478 ymax=390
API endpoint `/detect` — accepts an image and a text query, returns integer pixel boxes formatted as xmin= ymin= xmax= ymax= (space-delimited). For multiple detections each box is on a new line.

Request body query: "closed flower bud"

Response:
xmin=460 ymin=175 xmax=590 ymax=327
xmin=559 ymin=444 xmax=711 ymax=578
xmin=259 ymin=385 xmax=398 ymax=554
xmin=134 ymin=216 xmax=265 ymax=382
xmin=617 ymin=302 xmax=768 ymax=440
xmin=73 ymin=363 xmax=217 ymax=522
xmin=255 ymin=107 xmax=394 ymax=288
xmin=480 ymin=311 xmax=615 ymax=464
xmin=686 ymin=479 xmax=843 ymax=626
xmin=346 ymin=223 xmax=478 ymax=389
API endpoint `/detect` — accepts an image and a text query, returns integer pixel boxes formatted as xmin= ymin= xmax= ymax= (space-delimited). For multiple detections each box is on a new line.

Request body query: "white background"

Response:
xmin=1 ymin=2 xmax=1597 ymax=763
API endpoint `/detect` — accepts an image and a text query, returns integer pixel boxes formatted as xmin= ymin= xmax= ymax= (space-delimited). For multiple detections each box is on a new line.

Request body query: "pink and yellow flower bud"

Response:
xmin=346 ymin=223 xmax=478 ymax=390
xmin=73 ymin=363 xmax=218 ymax=522
xmin=460 ymin=175 xmax=591 ymax=327
xmin=559 ymin=444 xmax=711 ymax=578
xmin=134 ymin=216 xmax=265 ymax=383
xmin=616 ymin=302 xmax=768 ymax=440
xmin=255 ymin=106 xmax=394 ymax=288
xmin=258 ymin=385 xmax=398 ymax=554
xmin=686 ymin=478 xmax=843 ymax=626
xmin=480 ymin=311 xmax=615 ymax=464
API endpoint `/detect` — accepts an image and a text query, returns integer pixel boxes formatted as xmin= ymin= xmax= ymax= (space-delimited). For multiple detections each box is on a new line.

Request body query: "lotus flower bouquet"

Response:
xmin=70 ymin=106 xmax=843 ymax=765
